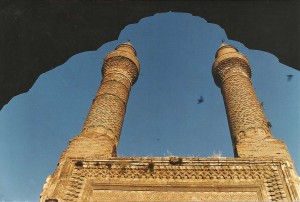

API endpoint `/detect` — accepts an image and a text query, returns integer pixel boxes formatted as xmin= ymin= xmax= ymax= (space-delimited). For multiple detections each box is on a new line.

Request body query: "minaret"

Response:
xmin=212 ymin=43 xmax=292 ymax=161
xmin=62 ymin=42 xmax=140 ymax=159
xmin=40 ymin=42 xmax=140 ymax=201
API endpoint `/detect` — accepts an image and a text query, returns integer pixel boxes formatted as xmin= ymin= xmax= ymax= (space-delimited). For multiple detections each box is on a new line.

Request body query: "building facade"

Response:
xmin=40 ymin=42 xmax=300 ymax=201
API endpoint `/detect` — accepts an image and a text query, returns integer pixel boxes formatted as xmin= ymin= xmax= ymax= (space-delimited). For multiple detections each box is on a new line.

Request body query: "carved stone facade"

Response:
xmin=40 ymin=43 xmax=300 ymax=201
xmin=41 ymin=157 xmax=300 ymax=201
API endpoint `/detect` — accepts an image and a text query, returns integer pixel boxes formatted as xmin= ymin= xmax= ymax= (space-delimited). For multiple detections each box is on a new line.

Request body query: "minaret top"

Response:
xmin=215 ymin=42 xmax=239 ymax=59
xmin=219 ymin=42 xmax=227 ymax=48
xmin=103 ymin=42 xmax=140 ymax=85
xmin=115 ymin=41 xmax=137 ymax=56
xmin=122 ymin=41 xmax=132 ymax=46
xmin=212 ymin=42 xmax=251 ymax=87
xmin=213 ymin=42 xmax=249 ymax=66
xmin=219 ymin=39 xmax=228 ymax=47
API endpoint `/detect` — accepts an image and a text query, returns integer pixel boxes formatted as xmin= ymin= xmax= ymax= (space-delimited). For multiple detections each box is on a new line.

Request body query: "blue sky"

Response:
xmin=0 ymin=12 xmax=299 ymax=201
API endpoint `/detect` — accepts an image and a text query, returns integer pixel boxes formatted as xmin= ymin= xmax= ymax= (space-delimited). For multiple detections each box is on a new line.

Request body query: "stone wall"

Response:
xmin=40 ymin=157 xmax=300 ymax=201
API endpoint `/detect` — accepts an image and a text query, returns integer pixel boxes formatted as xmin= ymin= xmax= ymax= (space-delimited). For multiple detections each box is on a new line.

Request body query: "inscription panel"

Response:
xmin=92 ymin=190 xmax=258 ymax=201
xmin=91 ymin=184 xmax=261 ymax=201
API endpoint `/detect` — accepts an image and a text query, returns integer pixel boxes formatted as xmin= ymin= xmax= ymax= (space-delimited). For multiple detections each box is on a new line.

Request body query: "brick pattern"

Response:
xmin=64 ymin=44 xmax=139 ymax=160
xmin=40 ymin=44 xmax=300 ymax=201
xmin=214 ymin=57 xmax=268 ymax=135
xmin=42 ymin=157 xmax=296 ymax=201
xmin=212 ymin=57 xmax=251 ymax=87
xmin=212 ymin=53 xmax=292 ymax=160
xmin=82 ymin=57 xmax=139 ymax=136
xmin=237 ymin=138 xmax=292 ymax=161
xmin=102 ymin=56 xmax=139 ymax=85
xmin=219 ymin=59 xmax=271 ymax=143
xmin=39 ymin=44 xmax=141 ymax=201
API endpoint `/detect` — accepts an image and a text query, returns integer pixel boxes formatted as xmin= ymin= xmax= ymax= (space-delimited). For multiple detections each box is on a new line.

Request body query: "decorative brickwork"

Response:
xmin=41 ymin=43 xmax=300 ymax=201
xmin=220 ymin=63 xmax=270 ymax=142
xmin=65 ymin=42 xmax=140 ymax=160
xmin=39 ymin=42 xmax=140 ymax=200
xmin=41 ymin=157 xmax=300 ymax=201
xmin=212 ymin=44 xmax=293 ymax=161
xmin=212 ymin=57 xmax=251 ymax=87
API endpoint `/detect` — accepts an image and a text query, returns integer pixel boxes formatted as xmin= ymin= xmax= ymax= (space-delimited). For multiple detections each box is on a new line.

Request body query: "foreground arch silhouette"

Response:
xmin=0 ymin=1 xmax=299 ymax=110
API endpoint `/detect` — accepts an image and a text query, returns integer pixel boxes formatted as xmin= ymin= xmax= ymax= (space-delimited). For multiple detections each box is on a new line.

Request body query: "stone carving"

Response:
xmin=41 ymin=157 xmax=297 ymax=201
xmin=40 ymin=43 xmax=300 ymax=201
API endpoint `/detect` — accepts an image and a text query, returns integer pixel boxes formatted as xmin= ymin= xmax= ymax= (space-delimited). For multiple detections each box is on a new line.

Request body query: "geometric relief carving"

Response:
xmin=63 ymin=158 xmax=289 ymax=201
xmin=41 ymin=44 xmax=300 ymax=202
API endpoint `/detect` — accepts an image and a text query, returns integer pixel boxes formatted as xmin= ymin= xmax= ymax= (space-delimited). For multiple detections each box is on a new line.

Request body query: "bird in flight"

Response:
xmin=287 ymin=75 xmax=293 ymax=81
xmin=197 ymin=96 xmax=204 ymax=104
xmin=267 ymin=121 xmax=272 ymax=128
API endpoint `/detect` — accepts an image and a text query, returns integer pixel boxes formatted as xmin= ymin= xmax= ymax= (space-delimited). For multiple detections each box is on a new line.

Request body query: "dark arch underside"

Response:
xmin=0 ymin=0 xmax=299 ymax=110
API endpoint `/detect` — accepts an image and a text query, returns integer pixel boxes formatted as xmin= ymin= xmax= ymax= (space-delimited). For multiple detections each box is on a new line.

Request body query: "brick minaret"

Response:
xmin=61 ymin=42 xmax=140 ymax=160
xmin=40 ymin=42 xmax=140 ymax=200
xmin=41 ymin=42 xmax=300 ymax=202
xmin=212 ymin=43 xmax=291 ymax=160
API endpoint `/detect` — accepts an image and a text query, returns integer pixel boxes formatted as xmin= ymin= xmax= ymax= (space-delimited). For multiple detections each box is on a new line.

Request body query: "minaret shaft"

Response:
xmin=41 ymin=42 xmax=300 ymax=202
xmin=61 ymin=42 xmax=140 ymax=160
xmin=40 ymin=43 xmax=140 ymax=200
xmin=222 ymin=74 xmax=271 ymax=145
xmin=212 ymin=44 xmax=292 ymax=160
xmin=81 ymin=72 xmax=132 ymax=155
